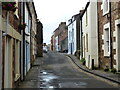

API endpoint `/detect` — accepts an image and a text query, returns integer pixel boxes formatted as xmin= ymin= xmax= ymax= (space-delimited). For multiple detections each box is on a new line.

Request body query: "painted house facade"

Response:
xmin=98 ymin=1 xmax=120 ymax=71
xmin=58 ymin=23 xmax=68 ymax=52
xmin=82 ymin=1 xmax=99 ymax=69
xmin=29 ymin=2 xmax=37 ymax=65
xmin=55 ymin=36 xmax=59 ymax=51
xmin=51 ymin=34 xmax=56 ymax=51
xmin=24 ymin=2 xmax=31 ymax=76
xmin=68 ymin=15 xmax=77 ymax=55
xmin=52 ymin=22 xmax=68 ymax=52
xmin=2 ymin=1 xmax=22 ymax=88
xmin=0 ymin=0 xmax=42 ymax=88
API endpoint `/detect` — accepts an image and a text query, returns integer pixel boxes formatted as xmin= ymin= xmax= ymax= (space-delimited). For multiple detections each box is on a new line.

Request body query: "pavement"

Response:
xmin=65 ymin=54 xmax=120 ymax=86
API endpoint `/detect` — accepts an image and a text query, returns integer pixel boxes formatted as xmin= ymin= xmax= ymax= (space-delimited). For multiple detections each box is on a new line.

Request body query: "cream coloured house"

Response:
xmin=82 ymin=1 xmax=99 ymax=69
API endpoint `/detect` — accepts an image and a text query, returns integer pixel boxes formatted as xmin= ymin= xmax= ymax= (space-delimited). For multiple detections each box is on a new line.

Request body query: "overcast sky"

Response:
xmin=34 ymin=0 xmax=87 ymax=44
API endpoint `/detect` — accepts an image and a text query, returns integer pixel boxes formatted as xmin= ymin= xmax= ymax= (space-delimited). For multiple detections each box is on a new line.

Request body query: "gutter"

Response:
xmin=66 ymin=54 xmax=120 ymax=84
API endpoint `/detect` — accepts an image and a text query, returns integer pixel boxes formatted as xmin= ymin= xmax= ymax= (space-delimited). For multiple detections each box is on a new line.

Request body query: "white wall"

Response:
xmin=82 ymin=1 xmax=98 ymax=69
xmin=115 ymin=19 xmax=120 ymax=71
xmin=72 ymin=21 xmax=77 ymax=54
xmin=68 ymin=23 xmax=72 ymax=54
xmin=55 ymin=36 xmax=59 ymax=51
xmin=68 ymin=18 xmax=77 ymax=55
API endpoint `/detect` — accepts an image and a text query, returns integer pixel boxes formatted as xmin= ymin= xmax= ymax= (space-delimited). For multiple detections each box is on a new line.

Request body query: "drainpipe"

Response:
xmin=109 ymin=2 xmax=113 ymax=69
xmin=23 ymin=2 xmax=25 ymax=80
xmin=20 ymin=1 xmax=25 ymax=81
xmin=97 ymin=2 xmax=100 ymax=68
xmin=0 ymin=1 xmax=2 ymax=90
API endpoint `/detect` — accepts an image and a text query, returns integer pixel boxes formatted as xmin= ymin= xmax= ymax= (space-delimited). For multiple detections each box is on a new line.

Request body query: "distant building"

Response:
xmin=59 ymin=23 xmax=68 ymax=52
xmin=36 ymin=20 xmax=43 ymax=57
xmin=51 ymin=34 xmax=55 ymax=51
xmin=52 ymin=22 xmax=68 ymax=52
xmin=68 ymin=14 xmax=80 ymax=55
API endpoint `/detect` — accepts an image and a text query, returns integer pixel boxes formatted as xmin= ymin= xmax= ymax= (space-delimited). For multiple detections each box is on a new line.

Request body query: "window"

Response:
xmin=86 ymin=9 xmax=88 ymax=26
xmin=86 ymin=33 xmax=88 ymax=52
xmin=105 ymin=28 xmax=110 ymax=52
xmin=14 ymin=0 xmax=19 ymax=18
xmin=104 ymin=23 xmax=110 ymax=56
xmin=28 ymin=15 xmax=31 ymax=33
xmin=103 ymin=0 xmax=109 ymax=15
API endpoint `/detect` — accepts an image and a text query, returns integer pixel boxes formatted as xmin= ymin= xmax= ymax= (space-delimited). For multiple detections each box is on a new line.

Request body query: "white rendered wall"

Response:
xmin=82 ymin=1 xmax=98 ymax=69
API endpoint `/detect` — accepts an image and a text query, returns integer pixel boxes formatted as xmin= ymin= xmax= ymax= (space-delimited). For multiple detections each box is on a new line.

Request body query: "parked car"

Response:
xmin=43 ymin=46 xmax=48 ymax=53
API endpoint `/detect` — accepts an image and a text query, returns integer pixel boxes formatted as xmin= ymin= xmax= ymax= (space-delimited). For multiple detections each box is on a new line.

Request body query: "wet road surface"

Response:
xmin=18 ymin=51 xmax=118 ymax=89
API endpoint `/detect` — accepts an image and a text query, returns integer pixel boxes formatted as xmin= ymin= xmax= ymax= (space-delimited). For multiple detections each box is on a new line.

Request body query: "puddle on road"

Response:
xmin=59 ymin=81 xmax=87 ymax=88
xmin=39 ymin=70 xmax=59 ymax=88
xmin=41 ymin=75 xmax=58 ymax=82
xmin=75 ymin=82 xmax=87 ymax=86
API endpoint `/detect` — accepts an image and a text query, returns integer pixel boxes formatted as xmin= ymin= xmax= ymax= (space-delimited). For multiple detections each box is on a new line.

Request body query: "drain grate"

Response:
xmin=32 ymin=64 xmax=41 ymax=67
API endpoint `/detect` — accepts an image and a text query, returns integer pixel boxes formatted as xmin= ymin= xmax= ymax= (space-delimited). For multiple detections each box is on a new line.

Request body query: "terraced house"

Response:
xmin=98 ymin=0 xmax=120 ymax=72
xmin=67 ymin=0 xmax=120 ymax=72
xmin=20 ymin=1 xmax=38 ymax=81
xmin=2 ymin=1 xmax=21 ymax=88
xmin=0 ymin=0 xmax=40 ymax=88
xmin=82 ymin=1 xmax=99 ymax=69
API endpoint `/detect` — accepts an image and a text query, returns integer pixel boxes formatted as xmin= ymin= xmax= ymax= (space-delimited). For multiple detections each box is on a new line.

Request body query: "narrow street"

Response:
xmin=18 ymin=51 xmax=117 ymax=88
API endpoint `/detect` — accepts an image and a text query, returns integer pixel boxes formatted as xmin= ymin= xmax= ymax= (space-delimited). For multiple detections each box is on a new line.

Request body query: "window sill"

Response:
xmin=103 ymin=11 xmax=109 ymax=16
xmin=104 ymin=53 xmax=110 ymax=57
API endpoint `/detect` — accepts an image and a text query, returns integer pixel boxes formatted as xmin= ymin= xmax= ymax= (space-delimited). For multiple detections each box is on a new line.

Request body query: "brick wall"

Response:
xmin=36 ymin=21 xmax=43 ymax=57
xmin=2 ymin=2 xmax=21 ymax=33
xmin=98 ymin=2 xmax=120 ymax=69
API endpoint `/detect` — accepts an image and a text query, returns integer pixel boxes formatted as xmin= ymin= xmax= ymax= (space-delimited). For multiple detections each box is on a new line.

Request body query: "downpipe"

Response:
xmin=109 ymin=2 xmax=113 ymax=69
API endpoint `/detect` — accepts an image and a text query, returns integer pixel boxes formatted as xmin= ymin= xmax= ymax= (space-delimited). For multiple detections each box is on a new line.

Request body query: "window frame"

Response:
xmin=14 ymin=0 xmax=19 ymax=18
xmin=102 ymin=0 xmax=110 ymax=16
xmin=104 ymin=23 xmax=110 ymax=57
